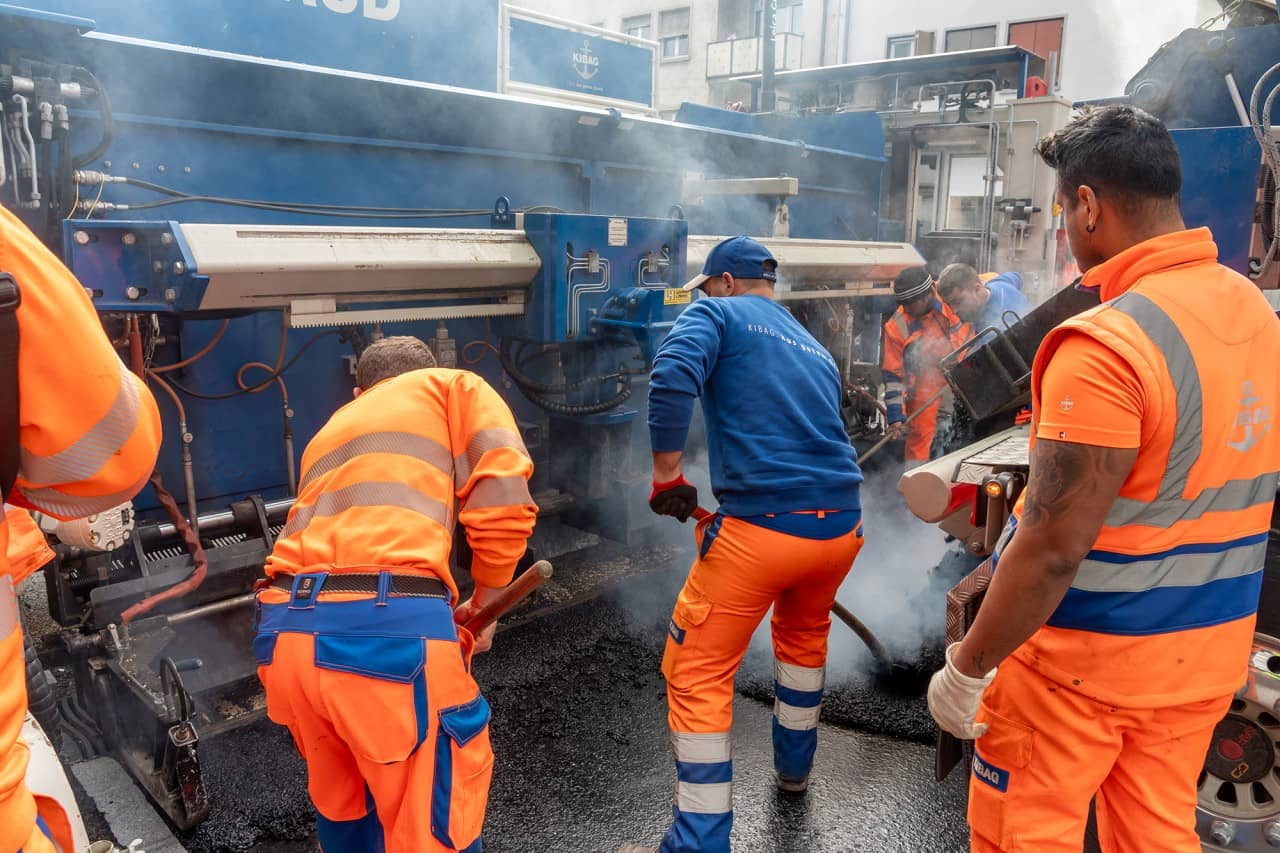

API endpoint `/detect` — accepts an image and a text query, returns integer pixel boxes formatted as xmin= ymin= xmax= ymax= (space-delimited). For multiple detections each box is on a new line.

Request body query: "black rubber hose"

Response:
xmin=71 ymin=67 xmax=112 ymax=168
xmin=23 ymin=632 xmax=61 ymax=748
xmin=519 ymin=383 xmax=633 ymax=416
xmin=168 ymin=329 xmax=340 ymax=401
xmin=499 ymin=338 xmax=629 ymax=394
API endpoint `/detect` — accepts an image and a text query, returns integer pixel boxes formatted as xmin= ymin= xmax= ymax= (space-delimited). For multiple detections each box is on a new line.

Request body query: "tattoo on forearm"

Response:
xmin=969 ymin=650 xmax=987 ymax=676
xmin=1018 ymin=439 xmax=1134 ymax=529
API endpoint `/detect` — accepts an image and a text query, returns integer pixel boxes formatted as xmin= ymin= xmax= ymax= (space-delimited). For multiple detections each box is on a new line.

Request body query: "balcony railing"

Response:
xmin=705 ymin=33 xmax=803 ymax=79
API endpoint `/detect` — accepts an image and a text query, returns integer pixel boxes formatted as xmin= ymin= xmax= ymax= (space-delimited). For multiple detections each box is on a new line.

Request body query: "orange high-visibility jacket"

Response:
xmin=999 ymin=228 xmax=1280 ymax=708
xmin=266 ymin=368 xmax=537 ymax=599
xmin=0 ymin=203 xmax=162 ymax=851
xmin=3 ymin=508 xmax=51 ymax=586
xmin=881 ymin=299 xmax=967 ymax=421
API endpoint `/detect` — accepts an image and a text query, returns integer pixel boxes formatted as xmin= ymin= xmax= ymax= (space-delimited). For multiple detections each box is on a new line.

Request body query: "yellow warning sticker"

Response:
xmin=664 ymin=289 xmax=691 ymax=306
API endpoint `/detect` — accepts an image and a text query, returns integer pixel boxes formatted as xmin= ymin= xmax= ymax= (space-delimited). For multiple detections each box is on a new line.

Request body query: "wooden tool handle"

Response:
xmin=460 ymin=560 xmax=553 ymax=634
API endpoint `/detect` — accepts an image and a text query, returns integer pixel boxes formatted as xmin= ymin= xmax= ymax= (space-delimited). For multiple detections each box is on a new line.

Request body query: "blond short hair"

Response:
xmin=356 ymin=336 xmax=436 ymax=389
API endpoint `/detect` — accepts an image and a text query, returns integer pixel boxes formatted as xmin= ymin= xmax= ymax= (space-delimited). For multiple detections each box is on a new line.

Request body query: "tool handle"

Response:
xmin=830 ymin=600 xmax=891 ymax=668
xmin=460 ymin=560 xmax=553 ymax=634
xmin=691 ymin=506 xmax=711 ymax=522
xmin=857 ymin=385 xmax=948 ymax=466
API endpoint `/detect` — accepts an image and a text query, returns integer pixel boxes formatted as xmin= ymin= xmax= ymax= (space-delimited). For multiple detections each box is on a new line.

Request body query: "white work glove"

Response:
xmin=927 ymin=642 xmax=997 ymax=740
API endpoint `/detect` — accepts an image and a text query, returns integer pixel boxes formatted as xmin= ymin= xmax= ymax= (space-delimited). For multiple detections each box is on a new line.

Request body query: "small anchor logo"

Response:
xmin=1229 ymin=381 xmax=1271 ymax=453
xmin=572 ymin=40 xmax=600 ymax=81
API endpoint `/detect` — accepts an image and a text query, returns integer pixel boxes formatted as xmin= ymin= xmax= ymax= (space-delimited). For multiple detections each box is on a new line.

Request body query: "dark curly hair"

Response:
xmin=1036 ymin=104 xmax=1181 ymax=214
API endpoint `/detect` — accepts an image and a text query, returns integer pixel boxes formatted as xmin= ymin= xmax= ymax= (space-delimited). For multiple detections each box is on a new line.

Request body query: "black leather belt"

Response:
xmin=270 ymin=572 xmax=448 ymax=599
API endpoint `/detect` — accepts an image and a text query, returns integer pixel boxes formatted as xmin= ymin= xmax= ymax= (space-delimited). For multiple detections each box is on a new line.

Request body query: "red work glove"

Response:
xmin=649 ymin=475 xmax=699 ymax=523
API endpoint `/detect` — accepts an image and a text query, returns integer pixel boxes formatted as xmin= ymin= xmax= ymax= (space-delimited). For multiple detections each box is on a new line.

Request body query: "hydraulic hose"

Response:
xmin=498 ymin=338 xmax=634 ymax=415
xmin=70 ymin=68 xmax=112 ymax=169
xmin=121 ymin=317 xmax=209 ymax=624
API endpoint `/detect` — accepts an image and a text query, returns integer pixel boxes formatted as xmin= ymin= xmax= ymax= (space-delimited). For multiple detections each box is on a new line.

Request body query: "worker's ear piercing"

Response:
xmin=1086 ymin=221 xmax=1096 ymax=234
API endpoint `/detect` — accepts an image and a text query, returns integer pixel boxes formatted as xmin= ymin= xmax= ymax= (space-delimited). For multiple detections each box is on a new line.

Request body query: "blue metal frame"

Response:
xmin=0 ymin=3 xmax=887 ymax=539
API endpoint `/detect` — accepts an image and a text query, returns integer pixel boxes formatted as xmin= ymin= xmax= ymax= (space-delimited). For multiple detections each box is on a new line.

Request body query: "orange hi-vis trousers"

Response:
xmin=256 ymin=574 xmax=492 ymax=853
xmin=659 ymin=514 xmax=863 ymax=852
xmin=969 ymin=654 xmax=1233 ymax=853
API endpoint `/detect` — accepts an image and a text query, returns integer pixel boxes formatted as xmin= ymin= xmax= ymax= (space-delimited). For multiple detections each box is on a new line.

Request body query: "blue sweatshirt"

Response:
xmin=975 ymin=272 xmax=1031 ymax=332
xmin=648 ymin=295 xmax=862 ymax=517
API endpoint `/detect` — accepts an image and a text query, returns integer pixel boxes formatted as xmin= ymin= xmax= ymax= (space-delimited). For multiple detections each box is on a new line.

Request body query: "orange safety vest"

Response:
xmin=0 ymin=203 xmax=161 ymax=851
xmin=882 ymin=300 xmax=968 ymax=409
xmin=266 ymin=368 xmax=538 ymax=599
xmin=998 ymin=228 xmax=1280 ymax=707
xmin=3 ymin=508 xmax=52 ymax=586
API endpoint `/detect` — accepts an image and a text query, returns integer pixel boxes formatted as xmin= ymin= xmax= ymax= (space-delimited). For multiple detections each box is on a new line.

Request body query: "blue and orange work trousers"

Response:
xmin=970 ymin=654 xmax=1233 ymax=852
xmin=659 ymin=513 xmax=863 ymax=852
xmin=255 ymin=573 xmax=492 ymax=853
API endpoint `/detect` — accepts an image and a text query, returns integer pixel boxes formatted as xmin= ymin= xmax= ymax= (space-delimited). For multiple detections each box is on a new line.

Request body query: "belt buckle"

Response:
xmin=0 ymin=274 xmax=21 ymax=313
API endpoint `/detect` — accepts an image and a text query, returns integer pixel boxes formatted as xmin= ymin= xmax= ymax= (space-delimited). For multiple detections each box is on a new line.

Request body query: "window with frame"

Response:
xmin=754 ymin=0 xmax=803 ymax=36
xmin=660 ymin=8 xmax=690 ymax=59
xmin=945 ymin=25 xmax=997 ymax=52
xmin=1008 ymin=17 xmax=1064 ymax=84
xmin=886 ymin=34 xmax=916 ymax=59
xmin=945 ymin=154 xmax=1003 ymax=230
xmin=623 ymin=14 xmax=652 ymax=40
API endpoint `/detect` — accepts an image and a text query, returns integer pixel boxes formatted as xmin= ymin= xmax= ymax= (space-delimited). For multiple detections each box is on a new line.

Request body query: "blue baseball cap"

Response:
xmin=683 ymin=236 xmax=778 ymax=291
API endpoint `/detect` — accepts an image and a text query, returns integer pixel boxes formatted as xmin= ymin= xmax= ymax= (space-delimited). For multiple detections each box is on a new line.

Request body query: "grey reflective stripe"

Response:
xmin=300 ymin=431 xmax=453 ymax=492
xmin=1107 ymin=472 xmax=1279 ymax=527
xmin=774 ymin=701 xmax=821 ymax=731
xmin=280 ymin=481 xmax=449 ymax=539
xmin=0 ymin=576 xmax=16 ymax=639
xmin=19 ymin=359 xmax=141 ymax=485
xmin=1102 ymin=294 xmax=1276 ymax=527
xmin=1072 ymin=539 xmax=1266 ymax=593
xmin=19 ymin=469 xmax=149 ymax=518
xmin=453 ymin=428 xmax=529 ymax=489
xmin=891 ymin=314 xmax=909 ymax=338
xmin=671 ymin=731 xmax=731 ymax=764
xmin=885 ymin=380 xmax=905 ymax=397
xmin=774 ymin=660 xmax=823 ymax=692
xmin=461 ymin=475 xmax=533 ymax=511
xmin=675 ymin=781 xmax=733 ymax=814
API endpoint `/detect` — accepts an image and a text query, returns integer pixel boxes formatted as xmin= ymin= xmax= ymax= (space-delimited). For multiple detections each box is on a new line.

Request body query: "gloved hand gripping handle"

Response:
xmin=459 ymin=560 xmax=554 ymax=635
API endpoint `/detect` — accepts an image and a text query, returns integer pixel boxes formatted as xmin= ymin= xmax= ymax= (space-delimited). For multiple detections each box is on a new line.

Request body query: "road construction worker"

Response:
xmin=881 ymin=267 xmax=968 ymax=464
xmin=0 ymin=203 xmax=162 ymax=853
xmin=627 ymin=236 xmax=864 ymax=853
xmin=936 ymin=265 xmax=1034 ymax=445
xmin=927 ymin=104 xmax=1280 ymax=852
xmin=255 ymin=335 xmax=537 ymax=853
xmin=935 ymin=264 xmax=1031 ymax=334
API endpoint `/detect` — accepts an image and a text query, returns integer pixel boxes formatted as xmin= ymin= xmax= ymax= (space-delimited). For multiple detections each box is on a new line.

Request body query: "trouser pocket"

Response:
xmin=432 ymin=695 xmax=495 ymax=851
xmin=314 ymin=634 xmax=429 ymax=764
xmin=968 ymin=701 xmax=1035 ymax=850
xmin=662 ymin=585 xmax=712 ymax=679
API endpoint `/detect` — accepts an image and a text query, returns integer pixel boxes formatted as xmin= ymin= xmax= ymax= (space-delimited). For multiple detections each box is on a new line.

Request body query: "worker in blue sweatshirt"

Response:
xmin=935 ymin=263 xmax=1031 ymax=334
xmin=619 ymin=236 xmax=865 ymax=853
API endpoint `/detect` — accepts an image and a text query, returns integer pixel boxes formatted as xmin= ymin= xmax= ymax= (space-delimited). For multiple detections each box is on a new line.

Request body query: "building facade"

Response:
xmin=515 ymin=0 xmax=1222 ymax=113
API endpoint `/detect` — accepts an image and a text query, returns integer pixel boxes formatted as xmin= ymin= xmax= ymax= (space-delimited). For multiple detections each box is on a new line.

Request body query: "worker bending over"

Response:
xmin=935 ymin=264 xmax=1030 ymax=334
xmin=928 ymin=105 xmax=1280 ymax=852
xmin=881 ymin=267 xmax=968 ymax=463
xmin=626 ymin=237 xmax=864 ymax=853
xmin=256 ymin=336 xmax=537 ymax=852
xmin=0 ymin=204 xmax=162 ymax=853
